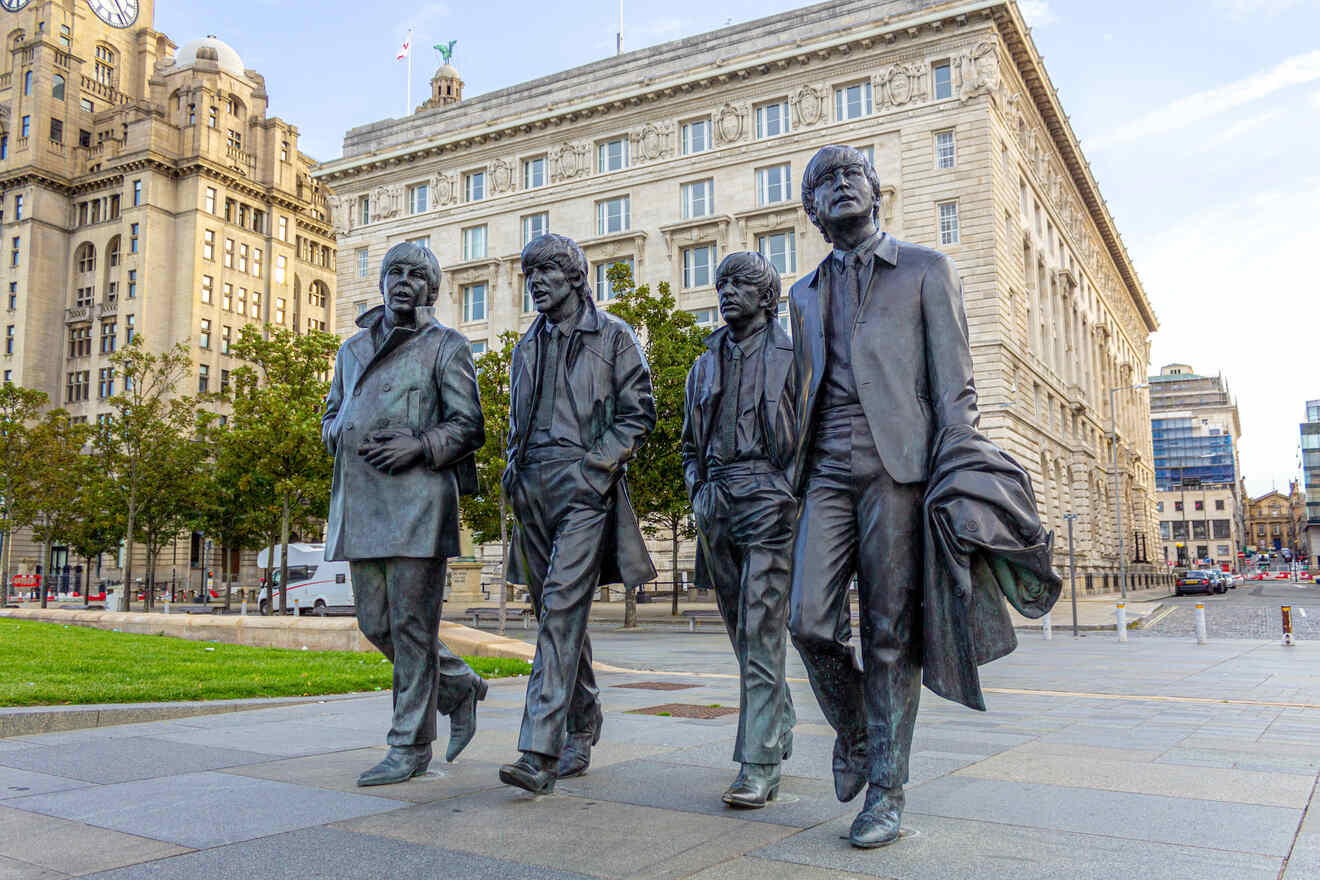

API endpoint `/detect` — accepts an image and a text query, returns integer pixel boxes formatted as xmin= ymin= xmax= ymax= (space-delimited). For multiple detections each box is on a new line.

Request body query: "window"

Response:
xmin=124 ymin=314 xmax=135 ymax=342
xmin=853 ymin=144 xmax=875 ymax=166
xmin=77 ymin=244 xmax=95 ymax=273
xmin=521 ymin=212 xmax=548 ymax=246
xmin=223 ymin=238 xmax=234 ymax=267
xmin=51 ymin=73 xmax=65 ymax=101
xmin=933 ymin=62 xmax=953 ymax=99
xmin=13 ymin=194 xmax=21 ymax=221
xmin=755 ymin=100 xmax=789 ymax=138
xmin=464 ymin=170 xmax=485 ymax=202
xmin=226 ymin=129 xmax=241 ymax=150
xmin=97 ymin=368 xmax=114 ymax=399
xmin=249 ymin=291 xmax=260 ymax=319
xmin=405 ymin=235 xmax=430 ymax=249
xmin=938 ymin=201 xmax=960 ymax=245
xmin=49 ymin=119 xmax=63 ymax=144
xmin=7 ymin=283 xmax=15 ymax=311
xmin=222 ymin=283 xmax=232 ymax=311
xmin=1174 ymin=501 xmax=1184 ymax=512
xmin=66 ymin=371 xmax=89 ymax=403
xmin=202 ymin=187 xmax=216 ymax=214
xmin=689 ymin=308 xmax=718 ymax=329
xmin=58 ymin=24 xmax=70 ymax=49
xmin=280 ymin=141 xmax=289 ymax=162
xmin=10 ymin=237 xmax=18 ymax=267
xmin=462 ymin=225 xmax=488 ymax=260
xmin=594 ymin=258 xmax=634 ymax=301
xmin=127 ymin=270 xmax=136 ymax=299
xmin=278 ymin=215 xmax=289 ymax=241
xmin=778 ymin=301 xmax=790 ymax=333
xmin=20 ymin=116 xmax=30 ymax=138
xmin=1215 ymin=499 xmax=1225 ymax=511
xmin=22 ymin=70 xmax=30 ymax=96
xmin=358 ymin=196 xmax=370 ymax=226
xmin=756 ymin=164 xmax=792 ymax=205
xmin=680 ymin=179 xmax=713 ymax=219
xmin=1156 ymin=501 xmax=1164 ymax=513
xmin=356 ymin=248 xmax=369 ymax=278
xmin=221 ymin=325 xmax=231 ymax=355
xmin=597 ymin=137 xmax=629 ymax=173
xmin=203 ymin=229 xmax=215 ymax=260
xmin=237 ymin=243 xmax=248 ymax=273
xmin=100 ymin=321 xmax=116 ymax=353
xmin=95 ymin=45 xmax=116 ymax=85
xmin=681 ymin=118 xmax=711 ymax=155
xmin=682 ymin=244 xmax=716 ymax=289
xmin=935 ymin=130 xmax=956 ymax=169
xmin=129 ymin=223 xmax=139 ymax=253
xmin=198 ymin=364 xmax=209 ymax=394
xmin=407 ymin=182 xmax=429 ymax=214
xmin=201 ymin=275 xmax=213 ymax=304
xmin=199 ymin=318 xmax=211 ymax=349
xmin=835 ymin=81 xmax=872 ymax=120
xmin=220 ymin=369 xmax=230 ymax=393
xmin=596 ymin=196 xmax=630 ymax=234
xmin=757 ymin=231 xmax=797 ymax=275
xmin=68 ymin=326 xmax=91 ymax=358
xmin=523 ymin=155 xmax=546 ymax=189
xmin=275 ymin=297 xmax=286 ymax=324
xmin=462 ymin=283 xmax=487 ymax=322
xmin=1194 ymin=500 xmax=1204 ymax=511
xmin=3 ymin=325 xmax=11 ymax=355
xmin=0 ymin=135 xmax=7 ymax=159
xmin=470 ymin=339 xmax=488 ymax=357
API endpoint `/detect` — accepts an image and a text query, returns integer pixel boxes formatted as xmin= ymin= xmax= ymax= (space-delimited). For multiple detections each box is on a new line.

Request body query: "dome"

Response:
xmin=435 ymin=64 xmax=460 ymax=79
xmin=173 ymin=36 xmax=246 ymax=77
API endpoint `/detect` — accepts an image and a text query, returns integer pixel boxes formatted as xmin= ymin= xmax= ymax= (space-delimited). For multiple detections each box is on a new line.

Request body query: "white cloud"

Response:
xmin=1194 ymin=107 xmax=1288 ymax=152
xmin=1088 ymin=49 xmax=1320 ymax=150
xmin=1018 ymin=1 xmax=1057 ymax=26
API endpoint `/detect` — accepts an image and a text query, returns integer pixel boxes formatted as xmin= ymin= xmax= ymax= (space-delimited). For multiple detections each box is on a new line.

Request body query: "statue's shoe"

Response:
xmin=557 ymin=703 xmax=603 ymax=778
xmin=357 ymin=744 xmax=432 ymax=787
xmin=849 ymin=785 xmax=905 ymax=848
xmin=445 ymin=676 xmax=489 ymax=762
xmin=722 ymin=763 xmax=781 ymax=808
xmin=499 ymin=753 xmax=556 ymax=794
xmin=832 ymin=732 xmax=868 ymax=802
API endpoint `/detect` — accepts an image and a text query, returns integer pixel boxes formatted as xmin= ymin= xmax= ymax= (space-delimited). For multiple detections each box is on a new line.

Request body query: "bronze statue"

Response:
xmin=322 ymin=241 xmax=489 ymax=786
xmin=786 ymin=146 xmax=1060 ymax=846
xmin=499 ymin=233 xmax=657 ymax=794
xmin=681 ymin=252 xmax=798 ymax=807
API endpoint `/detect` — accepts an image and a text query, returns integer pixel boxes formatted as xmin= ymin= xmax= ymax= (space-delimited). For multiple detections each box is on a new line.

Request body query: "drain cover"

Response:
xmin=613 ymin=681 xmax=701 ymax=691
xmin=629 ymin=703 xmax=739 ymax=719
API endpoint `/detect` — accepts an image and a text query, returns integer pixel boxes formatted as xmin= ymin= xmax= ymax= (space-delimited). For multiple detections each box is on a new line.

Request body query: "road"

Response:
xmin=1137 ymin=577 xmax=1320 ymax=640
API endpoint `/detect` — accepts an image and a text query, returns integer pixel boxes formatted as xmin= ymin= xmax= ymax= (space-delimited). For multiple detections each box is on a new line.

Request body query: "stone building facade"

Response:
xmin=1245 ymin=484 xmax=1305 ymax=563
xmin=315 ymin=0 xmax=1165 ymax=594
xmin=0 ymin=1 xmax=336 ymax=592
xmin=1156 ymin=484 xmax=1240 ymax=572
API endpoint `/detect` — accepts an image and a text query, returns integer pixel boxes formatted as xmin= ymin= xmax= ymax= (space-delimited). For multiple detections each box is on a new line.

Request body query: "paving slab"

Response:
xmin=0 ymin=855 xmax=66 ymax=880
xmin=750 ymin=812 xmax=1284 ymax=880
xmin=6 ymin=771 xmax=408 ymax=849
xmin=0 ymin=767 xmax=90 ymax=801
xmin=0 ymin=737 xmax=274 ymax=784
xmin=906 ymin=776 xmax=1300 ymax=855
xmin=334 ymin=787 xmax=797 ymax=880
xmin=78 ymin=826 xmax=595 ymax=880
xmin=681 ymin=856 xmax=880 ymax=880
xmin=0 ymin=806 xmax=190 ymax=876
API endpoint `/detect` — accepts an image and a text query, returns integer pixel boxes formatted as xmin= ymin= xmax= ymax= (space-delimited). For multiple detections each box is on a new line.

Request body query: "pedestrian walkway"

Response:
xmin=1 ymin=634 xmax=1316 ymax=879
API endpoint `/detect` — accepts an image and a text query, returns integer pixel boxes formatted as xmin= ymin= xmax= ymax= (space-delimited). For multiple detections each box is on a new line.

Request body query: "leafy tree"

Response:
xmin=63 ymin=471 xmax=123 ymax=606
xmin=23 ymin=411 xmax=94 ymax=608
xmin=98 ymin=339 xmax=197 ymax=611
xmin=604 ymin=263 xmax=707 ymax=625
xmin=0 ymin=384 xmax=47 ymax=604
xmin=128 ymin=424 xmax=205 ymax=610
xmin=194 ymin=411 xmax=272 ymax=610
xmin=228 ymin=325 xmax=340 ymax=615
xmin=461 ymin=330 xmax=518 ymax=632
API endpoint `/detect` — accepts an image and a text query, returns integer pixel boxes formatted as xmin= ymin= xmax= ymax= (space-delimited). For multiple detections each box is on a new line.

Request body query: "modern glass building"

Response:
xmin=1303 ymin=400 xmax=1320 ymax=566
xmin=1149 ymin=364 xmax=1242 ymax=491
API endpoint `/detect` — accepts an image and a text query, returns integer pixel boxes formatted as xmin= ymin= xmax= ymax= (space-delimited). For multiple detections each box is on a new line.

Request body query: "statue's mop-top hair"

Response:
xmin=801 ymin=144 xmax=885 ymax=244
xmin=716 ymin=251 xmax=781 ymax=320
xmin=520 ymin=233 xmax=592 ymax=300
xmin=380 ymin=241 xmax=442 ymax=305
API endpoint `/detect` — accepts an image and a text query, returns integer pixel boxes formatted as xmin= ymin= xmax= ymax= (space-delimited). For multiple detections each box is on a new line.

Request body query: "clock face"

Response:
xmin=0 ymin=0 xmax=32 ymax=12
xmin=85 ymin=0 xmax=138 ymax=28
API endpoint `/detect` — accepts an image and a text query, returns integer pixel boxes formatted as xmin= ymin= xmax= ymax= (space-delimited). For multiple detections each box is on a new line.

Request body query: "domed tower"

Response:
xmin=419 ymin=64 xmax=464 ymax=111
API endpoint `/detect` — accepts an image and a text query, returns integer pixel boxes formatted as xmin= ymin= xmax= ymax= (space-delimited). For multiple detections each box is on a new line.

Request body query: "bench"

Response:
xmin=679 ymin=609 xmax=724 ymax=632
xmin=464 ymin=606 xmax=534 ymax=630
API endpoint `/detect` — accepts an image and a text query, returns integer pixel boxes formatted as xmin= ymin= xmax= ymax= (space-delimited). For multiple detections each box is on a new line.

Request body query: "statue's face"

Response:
xmin=811 ymin=161 xmax=875 ymax=230
xmin=717 ymin=275 xmax=766 ymax=325
xmin=382 ymin=256 xmax=430 ymax=320
xmin=526 ymin=262 xmax=575 ymax=316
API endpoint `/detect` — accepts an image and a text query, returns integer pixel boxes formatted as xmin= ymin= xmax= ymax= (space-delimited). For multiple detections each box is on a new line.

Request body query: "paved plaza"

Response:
xmin=2 ymin=616 xmax=1319 ymax=880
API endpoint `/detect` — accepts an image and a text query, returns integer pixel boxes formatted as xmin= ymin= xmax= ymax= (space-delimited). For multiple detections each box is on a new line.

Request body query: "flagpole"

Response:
xmin=406 ymin=29 xmax=413 ymax=116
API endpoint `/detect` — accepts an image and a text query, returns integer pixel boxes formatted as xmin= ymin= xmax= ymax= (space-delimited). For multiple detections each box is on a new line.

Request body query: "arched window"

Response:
xmin=51 ymin=74 xmax=64 ymax=101
xmin=75 ymin=242 xmax=96 ymax=274
xmin=22 ymin=70 xmax=31 ymax=95
xmin=94 ymin=45 xmax=115 ymax=86
xmin=308 ymin=281 xmax=327 ymax=308
xmin=105 ymin=235 xmax=121 ymax=269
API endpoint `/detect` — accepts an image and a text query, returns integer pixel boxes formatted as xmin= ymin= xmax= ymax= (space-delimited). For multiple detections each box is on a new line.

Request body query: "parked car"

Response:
xmin=1175 ymin=569 xmax=1218 ymax=596
xmin=256 ymin=543 xmax=354 ymax=616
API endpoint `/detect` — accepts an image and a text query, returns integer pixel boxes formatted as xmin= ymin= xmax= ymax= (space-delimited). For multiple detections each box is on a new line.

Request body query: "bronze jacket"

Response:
xmin=322 ymin=305 xmax=484 ymax=562
xmin=788 ymin=233 xmax=979 ymax=489
xmin=503 ymin=295 xmax=657 ymax=588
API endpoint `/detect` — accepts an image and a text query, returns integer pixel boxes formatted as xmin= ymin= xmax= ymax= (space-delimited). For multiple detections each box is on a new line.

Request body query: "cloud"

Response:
xmin=1194 ymin=107 xmax=1288 ymax=152
xmin=1018 ymin=1 xmax=1058 ymax=26
xmin=1088 ymin=49 xmax=1320 ymax=150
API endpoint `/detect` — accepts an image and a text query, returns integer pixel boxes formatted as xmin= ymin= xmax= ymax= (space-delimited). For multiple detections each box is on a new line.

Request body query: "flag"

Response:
xmin=396 ymin=30 xmax=411 ymax=61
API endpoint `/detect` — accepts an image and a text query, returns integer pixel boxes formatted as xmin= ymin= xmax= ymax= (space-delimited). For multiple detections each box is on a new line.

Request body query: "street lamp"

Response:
xmin=1110 ymin=382 xmax=1149 ymax=600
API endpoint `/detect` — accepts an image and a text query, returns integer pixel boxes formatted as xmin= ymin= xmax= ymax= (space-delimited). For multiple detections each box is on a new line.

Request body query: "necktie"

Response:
xmin=845 ymin=252 xmax=862 ymax=310
xmin=534 ymin=328 xmax=560 ymax=432
xmin=719 ymin=342 xmax=743 ymax=457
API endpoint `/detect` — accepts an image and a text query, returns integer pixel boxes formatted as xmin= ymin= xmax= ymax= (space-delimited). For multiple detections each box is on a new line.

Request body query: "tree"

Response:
xmin=0 ymin=384 xmax=47 ymax=604
xmin=228 ymin=325 xmax=340 ymax=615
xmin=63 ymin=470 xmax=123 ymax=606
xmin=127 ymin=425 xmax=205 ymax=610
xmin=23 ymin=411 xmax=94 ymax=608
xmin=98 ymin=339 xmax=197 ymax=611
xmin=194 ymin=411 xmax=271 ymax=610
xmin=604 ymin=263 xmax=707 ymax=625
xmin=461 ymin=330 xmax=518 ymax=632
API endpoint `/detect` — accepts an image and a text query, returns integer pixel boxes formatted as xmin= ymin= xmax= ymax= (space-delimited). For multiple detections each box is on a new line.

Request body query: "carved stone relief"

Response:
xmin=714 ymin=102 xmax=747 ymax=145
xmin=878 ymin=64 xmax=927 ymax=108
xmin=957 ymin=39 xmax=1001 ymax=103
xmin=631 ymin=122 xmax=673 ymax=161
xmin=431 ymin=171 xmax=457 ymax=206
xmin=550 ymin=142 xmax=590 ymax=182
xmin=488 ymin=158 xmax=516 ymax=194
xmin=790 ymin=84 xmax=827 ymax=127
xmin=371 ymin=184 xmax=401 ymax=221
xmin=326 ymin=195 xmax=349 ymax=234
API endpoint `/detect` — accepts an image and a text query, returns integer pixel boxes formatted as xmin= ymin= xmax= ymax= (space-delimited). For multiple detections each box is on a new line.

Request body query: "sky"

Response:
xmin=155 ymin=0 xmax=1320 ymax=496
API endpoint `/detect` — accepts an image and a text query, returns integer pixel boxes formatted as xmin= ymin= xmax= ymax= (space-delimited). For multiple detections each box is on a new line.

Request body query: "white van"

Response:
xmin=256 ymin=543 xmax=354 ymax=616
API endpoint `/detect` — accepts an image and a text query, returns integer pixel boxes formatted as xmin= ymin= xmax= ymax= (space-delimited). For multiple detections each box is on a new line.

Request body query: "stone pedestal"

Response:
xmin=446 ymin=559 xmax=487 ymax=606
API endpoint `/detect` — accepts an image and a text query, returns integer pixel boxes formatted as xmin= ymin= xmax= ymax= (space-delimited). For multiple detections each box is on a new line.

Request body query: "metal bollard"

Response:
xmin=240 ymin=598 xmax=247 ymax=616
xmin=1194 ymin=603 xmax=1207 ymax=645
xmin=1042 ymin=610 xmax=1053 ymax=640
xmin=1116 ymin=603 xmax=1127 ymax=642
xmin=1282 ymin=605 xmax=1294 ymax=646
xmin=163 ymin=600 xmax=170 ymax=615
xmin=293 ymin=597 xmax=301 ymax=617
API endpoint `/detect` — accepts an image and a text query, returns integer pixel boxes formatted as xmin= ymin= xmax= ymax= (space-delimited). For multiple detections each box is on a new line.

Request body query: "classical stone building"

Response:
xmin=1245 ymin=484 xmax=1305 ymax=563
xmin=1156 ymin=484 xmax=1240 ymax=572
xmin=315 ymin=0 xmax=1165 ymax=594
xmin=0 ymin=1 xmax=336 ymax=592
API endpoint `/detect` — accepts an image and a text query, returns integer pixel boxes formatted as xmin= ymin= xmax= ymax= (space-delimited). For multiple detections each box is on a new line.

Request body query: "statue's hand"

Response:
xmin=359 ymin=429 xmax=424 ymax=474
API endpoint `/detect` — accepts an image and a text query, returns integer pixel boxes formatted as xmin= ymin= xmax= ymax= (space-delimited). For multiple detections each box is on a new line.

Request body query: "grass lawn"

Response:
xmin=0 ymin=620 xmax=531 ymax=707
